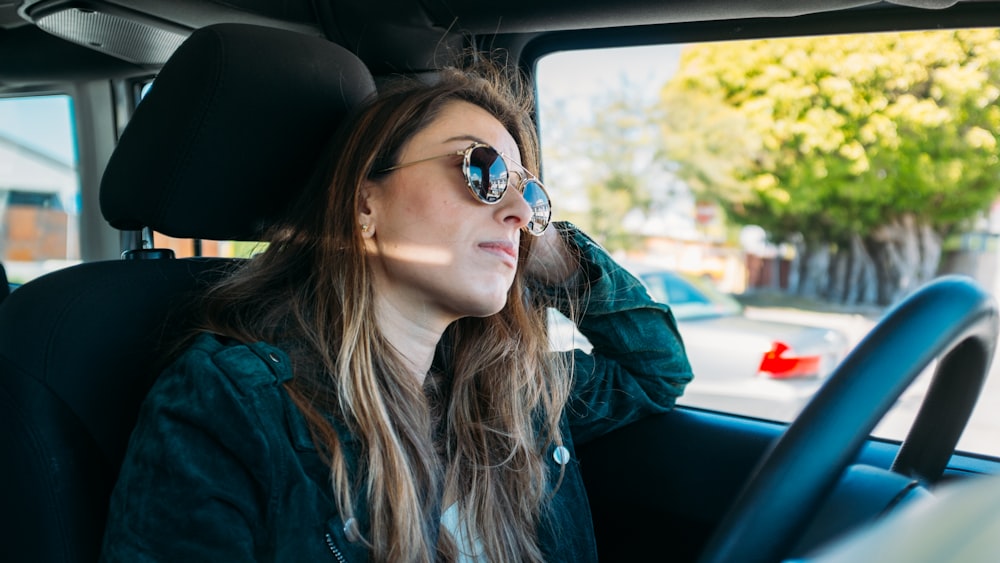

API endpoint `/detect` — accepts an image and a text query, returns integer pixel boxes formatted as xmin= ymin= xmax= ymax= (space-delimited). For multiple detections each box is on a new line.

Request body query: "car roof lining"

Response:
xmin=0 ymin=0 xmax=998 ymax=89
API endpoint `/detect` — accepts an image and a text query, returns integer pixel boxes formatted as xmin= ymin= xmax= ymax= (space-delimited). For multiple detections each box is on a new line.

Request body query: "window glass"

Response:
xmin=535 ymin=28 xmax=1000 ymax=457
xmin=663 ymin=275 xmax=710 ymax=306
xmin=0 ymin=95 xmax=80 ymax=287
xmin=151 ymin=237 xmax=266 ymax=259
xmin=641 ymin=274 xmax=670 ymax=303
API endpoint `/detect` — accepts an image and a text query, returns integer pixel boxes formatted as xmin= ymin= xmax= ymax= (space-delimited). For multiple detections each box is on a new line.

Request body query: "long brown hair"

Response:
xmin=197 ymin=57 xmax=572 ymax=562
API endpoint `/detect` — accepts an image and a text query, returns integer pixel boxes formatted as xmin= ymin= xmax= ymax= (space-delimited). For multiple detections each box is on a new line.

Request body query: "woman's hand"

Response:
xmin=522 ymin=224 xmax=579 ymax=285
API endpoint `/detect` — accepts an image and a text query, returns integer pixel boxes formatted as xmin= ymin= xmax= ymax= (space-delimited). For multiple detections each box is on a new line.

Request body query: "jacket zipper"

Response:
xmin=325 ymin=533 xmax=347 ymax=563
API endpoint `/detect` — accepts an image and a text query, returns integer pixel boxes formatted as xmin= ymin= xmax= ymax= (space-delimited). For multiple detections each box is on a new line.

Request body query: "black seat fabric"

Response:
xmin=0 ymin=23 xmax=375 ymax=563
xmin=0 ymin=261 xmax=8 ymax=303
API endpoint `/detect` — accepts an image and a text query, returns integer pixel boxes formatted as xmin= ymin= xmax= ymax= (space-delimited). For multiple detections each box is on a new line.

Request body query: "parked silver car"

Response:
xmin=550 ymin=265 xmax=849 ymax=419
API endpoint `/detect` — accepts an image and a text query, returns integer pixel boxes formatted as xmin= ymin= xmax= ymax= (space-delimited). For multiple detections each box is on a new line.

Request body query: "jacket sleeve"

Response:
xmin=541 ymin=223 xmax=694 ymax=445
xmin=100 ymin=337 xmax=275 ymax=562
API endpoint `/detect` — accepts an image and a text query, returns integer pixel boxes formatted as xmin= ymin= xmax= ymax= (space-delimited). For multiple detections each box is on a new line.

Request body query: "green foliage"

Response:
xmin=576 ymin=81 xmax=656 ymax=251
xmin=232 ymin=240 xmax=267 ymax=258
xmin=659 ymin=30 xmax=1000 ymax=244
xmin=584 ymin=171 xmax=644 ymax=250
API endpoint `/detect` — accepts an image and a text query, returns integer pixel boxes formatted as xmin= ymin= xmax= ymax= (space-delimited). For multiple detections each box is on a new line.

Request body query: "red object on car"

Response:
xmin=758 ymin=341 xmax=822 ymax=379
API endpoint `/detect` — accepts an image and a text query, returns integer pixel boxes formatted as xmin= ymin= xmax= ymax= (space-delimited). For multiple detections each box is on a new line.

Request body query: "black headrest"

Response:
xmin=99 ymin=23 xmax=376 ymax=241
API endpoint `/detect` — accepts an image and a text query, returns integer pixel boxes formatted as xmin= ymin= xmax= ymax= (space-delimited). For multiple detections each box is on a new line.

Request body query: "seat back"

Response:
xmin=0 ymin=23 xmax=375 ymax=562
xmin=0 ymin=261 xmax=8 ymax=303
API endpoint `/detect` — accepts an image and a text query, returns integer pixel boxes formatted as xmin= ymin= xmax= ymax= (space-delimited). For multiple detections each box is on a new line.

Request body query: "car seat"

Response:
xmin=0 ymin=23 xmax=375 ymax=562
xmin=0 ymin=261 xmax=8 ymax=303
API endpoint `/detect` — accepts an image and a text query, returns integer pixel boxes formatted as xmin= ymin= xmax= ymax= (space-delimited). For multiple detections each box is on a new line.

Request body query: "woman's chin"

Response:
xmin=453 ymin=293 xmax=510 ymax=320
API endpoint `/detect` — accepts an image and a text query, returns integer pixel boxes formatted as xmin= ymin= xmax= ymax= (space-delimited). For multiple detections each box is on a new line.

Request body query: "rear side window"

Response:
xmin=0 ymin=95 xmax=79 ymax=286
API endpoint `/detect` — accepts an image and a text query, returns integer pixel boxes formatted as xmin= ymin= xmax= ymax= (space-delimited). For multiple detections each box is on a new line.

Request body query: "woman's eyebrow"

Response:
xmin=444 ymin=134 xmax=486 ymax=145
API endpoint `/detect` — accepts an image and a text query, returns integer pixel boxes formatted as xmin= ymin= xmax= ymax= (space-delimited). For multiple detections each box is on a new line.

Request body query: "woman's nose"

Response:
xmin=496 ymin=181 xmax=533 ymax=231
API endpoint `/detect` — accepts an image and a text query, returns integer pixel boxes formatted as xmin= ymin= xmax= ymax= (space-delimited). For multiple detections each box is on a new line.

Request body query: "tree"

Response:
xmin=540 ymin=76 xmax=659 ymax=252
xmin=659 ymin=30 xmax=1000 ymax=305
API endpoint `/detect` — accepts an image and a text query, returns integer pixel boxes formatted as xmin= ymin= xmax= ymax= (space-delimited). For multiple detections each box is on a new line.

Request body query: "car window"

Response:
xmin=535 ymin=28 xmax=1000 ymax=457
xmin=639 ymin=273 xmax=670 ymax=303
xmin=663 ymin=275 xmax=710 ymax=306
xmin=0 ymin=95 xmax=80 ymax=286
xmin=152 ymin=235 xmax=266 ymax=259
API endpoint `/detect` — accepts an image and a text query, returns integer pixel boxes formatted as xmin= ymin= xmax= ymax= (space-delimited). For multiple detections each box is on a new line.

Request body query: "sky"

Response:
xmin=534 ymin=44 xmax=696 ymax=235
xmin=0 ymin=95 xmax=77 ymax=165
xmin=536 ymin=44 xmax=684 ymax=110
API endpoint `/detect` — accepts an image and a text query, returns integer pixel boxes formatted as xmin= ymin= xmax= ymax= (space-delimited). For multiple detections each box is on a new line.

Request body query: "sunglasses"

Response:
xmin=377 ymin=142 xmax=552 ymax=236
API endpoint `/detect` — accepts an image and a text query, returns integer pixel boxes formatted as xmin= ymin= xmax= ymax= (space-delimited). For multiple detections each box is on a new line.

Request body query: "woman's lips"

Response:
xmin=479 ymin=240 xmax=518 ymax=266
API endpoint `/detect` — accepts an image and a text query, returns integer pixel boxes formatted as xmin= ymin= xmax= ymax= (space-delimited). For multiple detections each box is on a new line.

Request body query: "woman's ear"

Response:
xmin=358 ymin=180 xmax=377 ymax=237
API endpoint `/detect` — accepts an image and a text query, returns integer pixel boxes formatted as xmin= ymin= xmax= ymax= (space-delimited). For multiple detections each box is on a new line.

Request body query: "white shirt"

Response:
xmin=441 ymin=503 xmax=485 ymax=562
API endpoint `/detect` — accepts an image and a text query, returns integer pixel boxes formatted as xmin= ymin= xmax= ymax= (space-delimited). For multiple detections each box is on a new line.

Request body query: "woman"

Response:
xmin=100 ymin=59 xmax=692 ymax=562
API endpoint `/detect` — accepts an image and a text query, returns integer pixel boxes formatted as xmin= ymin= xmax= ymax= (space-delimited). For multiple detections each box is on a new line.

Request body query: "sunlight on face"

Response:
xmin=378 ymin=241 xmax=454 ymax=266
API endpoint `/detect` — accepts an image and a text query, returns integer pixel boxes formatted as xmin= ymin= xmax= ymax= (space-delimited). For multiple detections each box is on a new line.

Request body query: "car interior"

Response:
xmin=1 ymin=1 xmax=999 ymax=562
xmin=0 ymin=261 xmax=9 ymax=303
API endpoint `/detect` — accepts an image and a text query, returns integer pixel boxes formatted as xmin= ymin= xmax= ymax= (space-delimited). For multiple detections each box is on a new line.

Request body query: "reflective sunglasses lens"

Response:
xmin=521 ymin=180 xmax=552 ymax=235
xmin=467 ymin=146 xmax=508 ymax=203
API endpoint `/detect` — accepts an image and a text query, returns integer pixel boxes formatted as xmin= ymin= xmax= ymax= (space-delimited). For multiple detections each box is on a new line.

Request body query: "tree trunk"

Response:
xmin=825 ymin=244 xmax=847 ymax=303
xmin=863 ymin=214 xmax=941 ymax=306
xmin=796 ymin=240 xmax=830 ymax=299
xmin=844 ymin=233 xmax=877 ymax=306
xmin=918 ymin=222 xmax=942 ymax=283
xmin=787 ymin=233 xmax=804 ymax=295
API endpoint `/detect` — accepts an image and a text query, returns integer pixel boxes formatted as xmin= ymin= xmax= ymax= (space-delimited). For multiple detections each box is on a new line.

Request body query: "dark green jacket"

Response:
xmin=100 ymin=225 xmax=693 ymax=562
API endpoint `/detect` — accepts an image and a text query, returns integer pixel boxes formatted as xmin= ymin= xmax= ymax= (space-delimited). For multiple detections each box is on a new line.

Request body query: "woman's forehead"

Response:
xmin=417 ymin=100 xmax=520 ymax=159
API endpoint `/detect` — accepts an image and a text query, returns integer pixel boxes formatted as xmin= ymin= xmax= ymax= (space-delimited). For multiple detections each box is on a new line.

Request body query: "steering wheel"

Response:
xmin=698 ymin=275 xmax=999 ymax=563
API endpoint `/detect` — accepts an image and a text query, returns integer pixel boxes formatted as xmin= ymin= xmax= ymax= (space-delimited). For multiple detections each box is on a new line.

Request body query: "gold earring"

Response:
xmin=361 ymin=223 xmax=369 ymax=233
